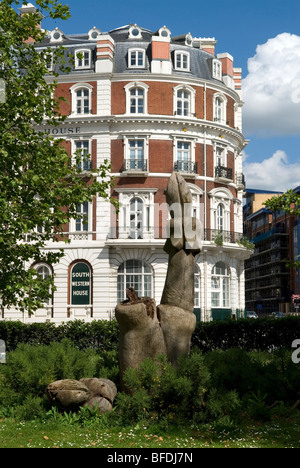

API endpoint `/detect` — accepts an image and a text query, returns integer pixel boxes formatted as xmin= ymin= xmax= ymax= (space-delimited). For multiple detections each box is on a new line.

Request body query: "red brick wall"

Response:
xmin=226 ymin=96 xmax=235 ymax=127
xmin=55 ymin=82 xmax=97 ymax=116
xmin=195 ymin=87 xmax=205 ymax=119
xmin=149 ymin=140 xmax=173 ymax=173
xmin=111 ymin=81 xmax=235 ymax=122
xmin=92 ymin=139 xmax=97 ymax=170
xmin=111 ymin=138 xmax=124 ymax=173
xmin=148 ymin=82 xmax=174 ymax=115
xmin=227 ymin=150 xmax=235 ymax=174
xmin=111 ymin=82 xmax=127 ymax=115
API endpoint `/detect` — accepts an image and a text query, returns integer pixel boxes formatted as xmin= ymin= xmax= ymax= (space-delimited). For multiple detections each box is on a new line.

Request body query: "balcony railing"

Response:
xmin=123 ymin=158 xmax=148 ymax=172
xmin=235 ymin=172 xmax=245 ymax=187
xmin=174 ymin=160 xmax=198 ymax=174
xmin=204 ymin=229 xmax=243 ymax=244
xmin=215 ymin=165 xmax=233 ymax=180
xmin=108 ymin=226 xmax=243 ymax=244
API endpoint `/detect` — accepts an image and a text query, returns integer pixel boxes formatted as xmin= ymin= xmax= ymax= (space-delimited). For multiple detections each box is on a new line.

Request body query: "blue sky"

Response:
xmin=42 ymin=0 xmax=300 ymax=191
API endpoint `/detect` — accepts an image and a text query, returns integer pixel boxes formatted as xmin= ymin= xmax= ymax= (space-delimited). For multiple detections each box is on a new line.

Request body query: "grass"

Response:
xmin=0 ymin=414 xmax=300 ymax=448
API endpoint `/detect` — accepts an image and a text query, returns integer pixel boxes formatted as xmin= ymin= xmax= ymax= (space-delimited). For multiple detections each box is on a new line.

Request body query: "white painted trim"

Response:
xmin=128 ymin=48 xmax=146 ymax=69
xmin=70 ymin=82 xmax=93 ymax=116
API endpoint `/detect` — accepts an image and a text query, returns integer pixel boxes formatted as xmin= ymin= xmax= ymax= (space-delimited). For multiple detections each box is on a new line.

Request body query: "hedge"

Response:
xmin=0 ymin=319 xmax=119 ymax=352
xmin=191 ymin=316 xmax=300 ymax=352
xmin=1 ymin=316 xmax=300 ymax=353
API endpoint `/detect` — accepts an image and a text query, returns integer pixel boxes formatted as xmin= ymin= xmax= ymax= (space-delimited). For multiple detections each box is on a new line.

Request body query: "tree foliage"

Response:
xmin=0 ymin=1 xmax=116 ymax=311
xmin=263 ymin=190 xmax=300 ymax=216
xmin=263 ymin=190 xmax=300 ymax=268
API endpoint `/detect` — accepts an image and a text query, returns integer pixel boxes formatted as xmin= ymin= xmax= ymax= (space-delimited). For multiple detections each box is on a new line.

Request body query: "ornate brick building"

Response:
xmin=2 ymin=18 xmax=251 ymax=323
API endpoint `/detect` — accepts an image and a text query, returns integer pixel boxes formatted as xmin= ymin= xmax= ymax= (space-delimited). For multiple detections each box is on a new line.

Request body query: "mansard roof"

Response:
xmin=36 ymin=24 xmax=224 ymax=83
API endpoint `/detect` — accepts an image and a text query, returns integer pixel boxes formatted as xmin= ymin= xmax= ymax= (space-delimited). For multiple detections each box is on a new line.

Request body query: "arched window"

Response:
xmin=174 ymin=85 xmax=195 ymax=118
xmin=125 ymin=82 xmax=149 ymax=115
xmin=130 ymin=87 xmax=145 ymax=114
xmin=117 ymin=190 xmax=154 ymax=239
xmin=211 ymin=262 xmax=230 ymax=308
xmin=216 ymin=203 xmax=225 ymax=232
xmin=76 ymin=88 xmax=90 ymax=114
xmin=36 ymin=264 xmax=52 ymax=306
xmin=117 ymin=260 xmax=153 ymax=303
xmin=194 ymin=265 xmax=201 ymax=308
xmin=70 ymin=83 xmax=93 ymax=116
xmin=129 ymin=197 xmax=144 ymax=239
xmin=36 ymin=264 xmax=51 ymax=280
xmin=213 ymin=93 xmax=227 ymax=124
xmin=209 ymin=188 xmax=232 ymax=238
xmin=176 ymin=89 xmax=191 ymax=116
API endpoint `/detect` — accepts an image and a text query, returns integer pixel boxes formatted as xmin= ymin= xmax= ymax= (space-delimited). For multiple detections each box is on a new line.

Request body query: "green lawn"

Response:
xmin=1 ymin=415 xmax=299 ymax=448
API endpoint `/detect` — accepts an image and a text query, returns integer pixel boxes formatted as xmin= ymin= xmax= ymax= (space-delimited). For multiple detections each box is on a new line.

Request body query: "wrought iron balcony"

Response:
xmin=215 ymin=165 xmax=233 ymax=180
xmin=123 ymin=159 xmax=148 ymax=172
xmin=235 ymin=172 xmax=246 ymax=187
xmin=174 ymin=160 xmax=198 ymax=174
xmin=204 ymin=229 xmax=243 ymax=244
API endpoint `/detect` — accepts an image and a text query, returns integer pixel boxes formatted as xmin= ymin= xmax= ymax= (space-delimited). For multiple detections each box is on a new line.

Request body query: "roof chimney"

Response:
xmin=151 ymin=26 xmax=172 ymax=74
xmin=194 ymin=37 xmax=217 ymax=55
xmin=19 ymin=3 xmax=43 ymax=42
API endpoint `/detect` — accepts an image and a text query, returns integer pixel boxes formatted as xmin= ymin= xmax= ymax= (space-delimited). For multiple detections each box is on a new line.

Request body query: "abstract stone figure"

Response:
xmin=47 ymin=377 xmax=117 ymax=414
xmin=115 ymin=172 xmax=202 ymax=391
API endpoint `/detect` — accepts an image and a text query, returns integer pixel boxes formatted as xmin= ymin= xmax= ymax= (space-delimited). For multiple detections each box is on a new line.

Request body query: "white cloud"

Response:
xmin=243 ymin=150 xmax=300 ymax=191
xmin=242 ymin=33 xmax=300 ymax=137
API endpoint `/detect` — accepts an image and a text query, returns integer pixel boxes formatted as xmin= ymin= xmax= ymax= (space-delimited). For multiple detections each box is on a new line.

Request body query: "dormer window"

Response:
xmin=50 ymin=28 xmax=64 ymax=43
xmin=75 ymin=49 xmax=91 ymax=69
xmin=185 ymin=33 xmax=193 ymax=47
xmin=212 ymin=59 xmax=222 ymax=80
xmin=174 ymin=51 xmax=190 ymax=71
xmin=158 ymin=26 xmax=171 ymax=38
xmin=128 ymin=25 xmax=142 ymax=39
xmin=128 ymin=49 xmax=145 ymax=68
xmin=88 ymin=27 xmax=101 ymax=40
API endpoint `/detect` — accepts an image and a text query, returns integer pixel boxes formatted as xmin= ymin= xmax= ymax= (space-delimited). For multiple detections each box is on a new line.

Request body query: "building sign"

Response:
xmin=43 ymin=126 xmax=81 ymax=136
xmin=71 ymin=262 xmax=91 ymax=305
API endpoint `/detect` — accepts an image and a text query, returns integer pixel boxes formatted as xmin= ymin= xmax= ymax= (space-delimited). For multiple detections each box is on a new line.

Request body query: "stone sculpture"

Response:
xmin=116 ymin=172 xmax=202 ymax=391
xmin=47 ymin=377 xmax=117 ymax=414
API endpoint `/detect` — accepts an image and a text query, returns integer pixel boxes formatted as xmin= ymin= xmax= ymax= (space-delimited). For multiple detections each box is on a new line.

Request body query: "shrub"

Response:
xmin=0 ymin=339 xmax=104 ymax=408
xmin=115 ymin=351 xmax=212 ymax=426
xmin=204 ymin=348 xmax=300 ymax=409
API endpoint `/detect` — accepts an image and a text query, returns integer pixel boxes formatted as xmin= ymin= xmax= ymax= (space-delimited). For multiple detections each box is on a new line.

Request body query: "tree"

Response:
xmin=0 ymin=1 xmax=116 ymax=312
xmin=264 ymin=190 xmax=300 ymax=216
xmin=264 ymin=189 xmax=300 ymax=268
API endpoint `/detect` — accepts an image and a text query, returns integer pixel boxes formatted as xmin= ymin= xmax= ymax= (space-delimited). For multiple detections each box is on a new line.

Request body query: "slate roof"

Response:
xmin=36 ymin=25 xmax=220 ymax=82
